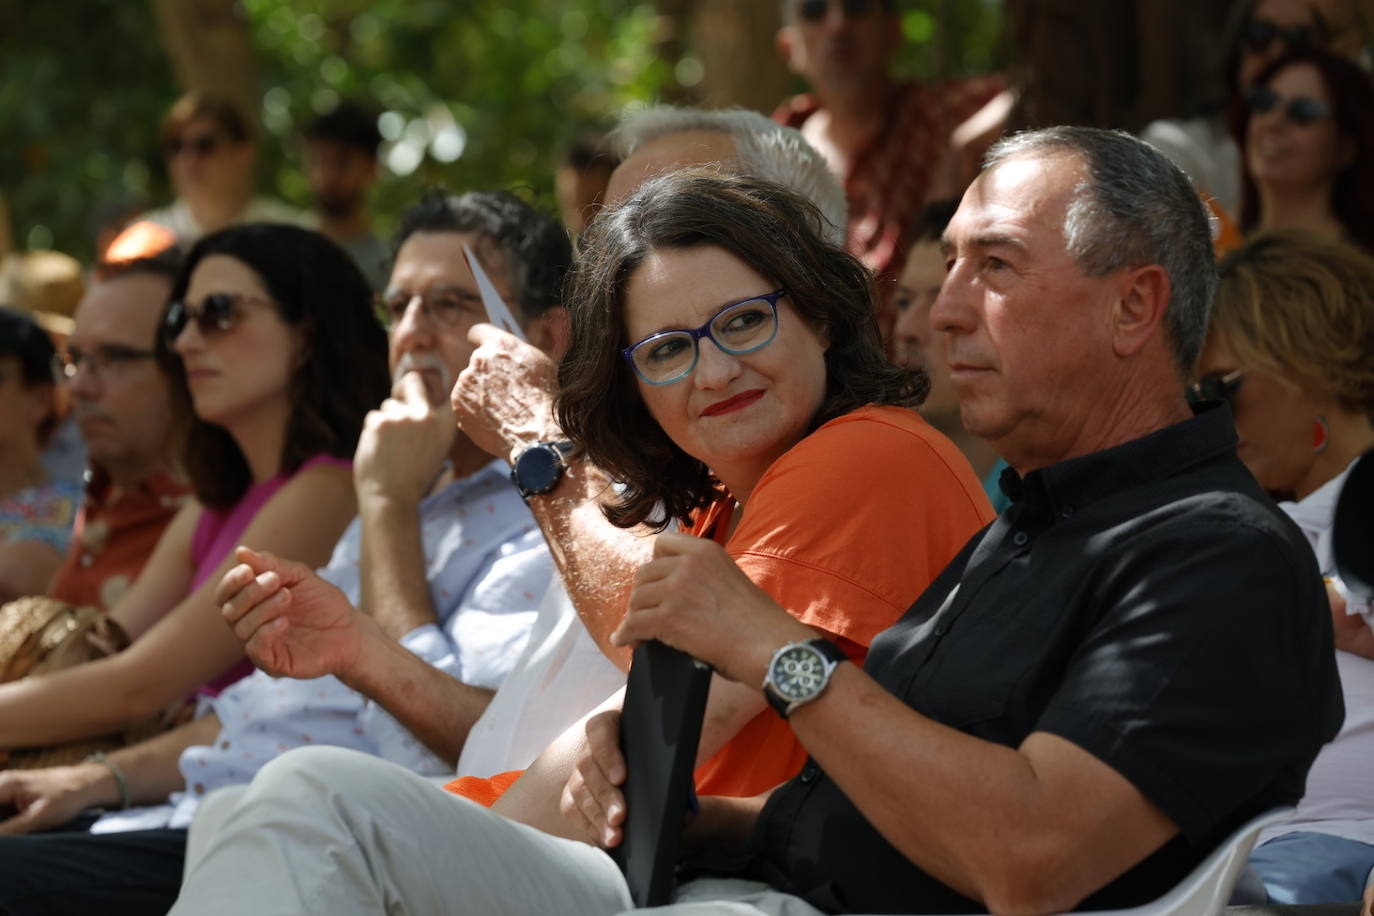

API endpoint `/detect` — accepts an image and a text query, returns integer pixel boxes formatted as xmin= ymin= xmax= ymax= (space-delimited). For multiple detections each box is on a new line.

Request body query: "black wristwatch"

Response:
xmin=762 ymin=638 xmax=847 ymax=719
xmin=510 ymin=441 xmax=574 ymax=499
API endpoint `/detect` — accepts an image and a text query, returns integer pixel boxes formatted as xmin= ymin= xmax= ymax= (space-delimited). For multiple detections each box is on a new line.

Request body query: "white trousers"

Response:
xmin=170 ymin=746 xmax=827 ymax=916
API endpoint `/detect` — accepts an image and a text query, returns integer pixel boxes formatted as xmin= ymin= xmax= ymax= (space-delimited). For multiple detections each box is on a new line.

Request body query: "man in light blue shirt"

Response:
xmin=0 ymin=190 xmax=574 ymax=915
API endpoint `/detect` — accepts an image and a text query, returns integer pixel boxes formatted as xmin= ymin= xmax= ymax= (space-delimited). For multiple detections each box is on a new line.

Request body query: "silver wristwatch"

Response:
xmin=762 ymin=638 xmax=847 ymax=718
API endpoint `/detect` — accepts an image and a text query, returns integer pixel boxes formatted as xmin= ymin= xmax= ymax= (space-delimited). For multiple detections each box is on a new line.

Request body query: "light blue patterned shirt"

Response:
xmin=93 ymin=459 xmax=552 ymax=832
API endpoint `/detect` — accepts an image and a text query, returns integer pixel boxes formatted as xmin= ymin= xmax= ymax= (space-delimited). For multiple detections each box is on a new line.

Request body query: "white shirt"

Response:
xmin=1259 ymin=463 xmax=1374 ymax=847
xmin=93 ymin=460 xmax=552 ymax=833
xmin=455 ymin=582 xmax=625 ymax=778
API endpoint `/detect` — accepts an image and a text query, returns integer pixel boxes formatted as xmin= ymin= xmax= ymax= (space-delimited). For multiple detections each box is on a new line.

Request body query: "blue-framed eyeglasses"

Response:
xmin=621 ymin=290 xmax=786 ymax=386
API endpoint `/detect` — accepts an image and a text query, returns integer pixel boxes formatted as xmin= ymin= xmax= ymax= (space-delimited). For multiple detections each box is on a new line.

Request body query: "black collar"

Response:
xmin=999 ymin=403 xmax=1237 ymax=522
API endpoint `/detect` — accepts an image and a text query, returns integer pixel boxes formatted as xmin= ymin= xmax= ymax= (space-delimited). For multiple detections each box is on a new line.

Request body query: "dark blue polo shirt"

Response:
xmin=746 ymin=406 xmax=1344 ymax=914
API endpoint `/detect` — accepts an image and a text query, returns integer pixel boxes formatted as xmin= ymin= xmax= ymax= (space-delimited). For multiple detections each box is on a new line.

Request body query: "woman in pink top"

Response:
xmin=0 ymin=224 xmax=389 ymax=750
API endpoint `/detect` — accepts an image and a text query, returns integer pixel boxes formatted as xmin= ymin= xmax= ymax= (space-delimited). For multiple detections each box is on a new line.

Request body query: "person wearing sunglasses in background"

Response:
xmin=0 ymin=224 xmax=388 ymax=763
xmin=0 ymin=195 xmax=571 ymax=916
xmin=1141 ymin=0 xmax=1366 ymax=229
xmin=139 ymin=94 xmax=310 ymax=247
xmin=0 ymin=308 xmax=81 ymax=603
xmin=1192 ymin=228 xmax=1374 ymax=905
xmin=1234 ymin=47 xmax=1374 ymax=253
xmin=771 ymin=0 xmax=1005 ymax=349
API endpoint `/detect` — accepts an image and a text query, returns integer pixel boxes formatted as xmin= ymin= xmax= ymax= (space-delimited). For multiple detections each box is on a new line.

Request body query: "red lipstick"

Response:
xmin=702 ymin=389 xmax=764 ymax=417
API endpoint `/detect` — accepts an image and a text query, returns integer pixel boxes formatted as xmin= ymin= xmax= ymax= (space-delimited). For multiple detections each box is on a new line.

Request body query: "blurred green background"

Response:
xmin=2 ymin=0 xmax=1006 ymax=264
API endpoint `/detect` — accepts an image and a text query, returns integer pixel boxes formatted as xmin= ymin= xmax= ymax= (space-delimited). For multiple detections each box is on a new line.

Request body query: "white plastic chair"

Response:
xmin=912 ymin=806 xmax=1294 ymax=916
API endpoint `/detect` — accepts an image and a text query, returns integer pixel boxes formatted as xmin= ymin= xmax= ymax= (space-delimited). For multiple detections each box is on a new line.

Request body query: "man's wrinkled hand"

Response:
xmin=613 ymin=532 xmax=811 ymax=685
xmin=559 ymin=709 xmax=628 ymax=848
xmin=452 ymin=324 xmax=561 ymax=463
xmin=355 ymin=368 xmax=455 ymax=507
xmin=217 ymin=546 xmax=370 ymax=681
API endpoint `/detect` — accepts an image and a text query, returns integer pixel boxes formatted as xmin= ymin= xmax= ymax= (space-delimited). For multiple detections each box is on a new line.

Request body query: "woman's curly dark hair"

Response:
xmin=156 ymin=224 xmax=390 ymax=509
xmin=557 ymin=169 xmax=927 ymax=530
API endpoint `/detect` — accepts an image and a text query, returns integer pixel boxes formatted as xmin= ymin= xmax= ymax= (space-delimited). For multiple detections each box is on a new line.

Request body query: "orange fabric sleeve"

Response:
xmin=444 ymin=769 xmax=525 ymax=807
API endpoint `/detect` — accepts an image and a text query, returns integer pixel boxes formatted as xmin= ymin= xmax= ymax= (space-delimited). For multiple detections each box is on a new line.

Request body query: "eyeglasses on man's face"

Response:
xmin=52 ymin=344 xmax=156 ymax=383
xmin=374 ymin=285 xmax=486 ymax=332
xmin=163 ymin=292 xmax=273 ymax=344
xmin=622 ymin=290 xmax=786 ymax=386
xmin=1187 ymin=369 xmax=1246 ymax=407
xmin=1245 ymin=86 xmax=1331 ymax=126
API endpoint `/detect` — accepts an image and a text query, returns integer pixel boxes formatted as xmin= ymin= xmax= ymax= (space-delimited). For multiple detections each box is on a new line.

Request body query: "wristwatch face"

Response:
xmin=513 ymin=443 xmax=563 ymax=495
xmin=770 ymin=643 xmax=828 ymax=702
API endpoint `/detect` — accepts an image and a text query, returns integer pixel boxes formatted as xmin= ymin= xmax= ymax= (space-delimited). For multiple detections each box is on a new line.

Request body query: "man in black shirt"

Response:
xmin=584 ymin=126 xmax=1344 ymax=913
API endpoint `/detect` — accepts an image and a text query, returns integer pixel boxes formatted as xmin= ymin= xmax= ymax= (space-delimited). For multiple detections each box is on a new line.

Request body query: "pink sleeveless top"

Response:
xmin=191 ymin=453 xmax=352 ymax=695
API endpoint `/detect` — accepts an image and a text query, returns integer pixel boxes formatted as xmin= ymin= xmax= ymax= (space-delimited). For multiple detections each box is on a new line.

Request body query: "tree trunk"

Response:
xmin=151 ymin=0 xmax=258 ymax=125
xmin=1005 ymin=0 xmax=1235 ymax=133
xmin=692 ymin=0 xmax=791 ymax=113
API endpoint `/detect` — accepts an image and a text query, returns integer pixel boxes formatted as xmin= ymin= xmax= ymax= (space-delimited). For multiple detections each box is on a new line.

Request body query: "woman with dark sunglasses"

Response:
xmin=0 ymin=308 xmax=81 ymax=603
xmin=1193 ymin=228 xmax=1374 ymax=905
xmin=1140 ymin=0 xmax=1364 ymax=223
xmin=1234 ymin=47 xmax=1374 ymax=253
xmin=0 ymin=223 xmax=389 ymax=756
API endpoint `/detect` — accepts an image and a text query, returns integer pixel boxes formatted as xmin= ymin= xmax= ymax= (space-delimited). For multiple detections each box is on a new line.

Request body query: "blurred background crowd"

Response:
xmin=2 ymin=0 xmax=1374 ymax=910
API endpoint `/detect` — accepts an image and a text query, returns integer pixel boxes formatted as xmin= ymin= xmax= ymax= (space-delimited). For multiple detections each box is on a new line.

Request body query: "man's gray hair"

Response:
xmin=984 ymin=126 xmax=1217 ymax=372
xmin=611 ymin=106 xmax=847 ymax=247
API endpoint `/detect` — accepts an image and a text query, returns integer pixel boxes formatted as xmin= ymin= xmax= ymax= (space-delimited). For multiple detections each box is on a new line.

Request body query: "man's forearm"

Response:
xmin=343 ymin=632 xmax=494 ymax=767
xmin=358 ymin=497 xmax=440 ymax=639
xmin=524 ymin=458 xmax=654 ymax=671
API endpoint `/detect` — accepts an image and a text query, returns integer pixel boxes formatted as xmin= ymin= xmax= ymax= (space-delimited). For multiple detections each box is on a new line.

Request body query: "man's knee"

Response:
xmin=234 ymin=745 xmax=445 ymax=835
xmin=246 ymin=745 xmax=381 ymax=806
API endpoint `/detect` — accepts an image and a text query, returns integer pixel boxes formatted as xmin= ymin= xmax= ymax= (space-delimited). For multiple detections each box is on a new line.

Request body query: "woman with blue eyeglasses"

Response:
xmin=1235 ymin=46 xmax=1374 ymax=254
xmin=548 ymin=168 xmax=995 ymax=802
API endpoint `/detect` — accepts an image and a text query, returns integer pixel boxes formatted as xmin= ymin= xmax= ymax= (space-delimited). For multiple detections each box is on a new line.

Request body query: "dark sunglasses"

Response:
xmin=796 ymin=0 xmax=885 ymax=22
xmin=1241 ymin=18 xmax=1320 ymax=54
xmin=1187 ymin=369 xmax=1245 ymax=407
xmin=163 ymin=292 xmax=272 ymax=343
xmin=163 ymin=133 xmax=224 ymax=158
xmin=1245 ymin=86 xmax=1330 ymax=125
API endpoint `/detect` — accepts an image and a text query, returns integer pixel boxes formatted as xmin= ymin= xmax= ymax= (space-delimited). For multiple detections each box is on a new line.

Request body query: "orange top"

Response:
xmin=445 ymin=405 xmax=994 ymax=804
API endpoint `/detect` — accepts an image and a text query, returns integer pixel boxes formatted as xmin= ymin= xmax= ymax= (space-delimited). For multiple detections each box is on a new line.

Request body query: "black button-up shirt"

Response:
xmin=749 ymin=406 xmax=1344 ymax=914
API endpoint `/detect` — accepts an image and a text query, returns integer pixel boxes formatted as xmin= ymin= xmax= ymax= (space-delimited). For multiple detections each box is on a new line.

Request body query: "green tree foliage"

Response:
xmin=5 ymin=0 xmax=672 ymax=263
xmin=5 ymin=0 xmax=1004 ymax=264
xmin=2 ymin=2 xmax=179 ymax=260
xmin=245 ymin=0 xmax=674 ymax=250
